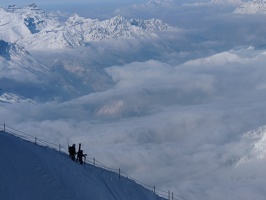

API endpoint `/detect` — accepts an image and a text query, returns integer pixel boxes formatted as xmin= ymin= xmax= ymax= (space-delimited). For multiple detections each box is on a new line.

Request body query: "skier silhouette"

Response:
xmin=68 ymin=144 xmax=76 ymax=161
xmin=77 ymin=143 xmax=87 ymax=164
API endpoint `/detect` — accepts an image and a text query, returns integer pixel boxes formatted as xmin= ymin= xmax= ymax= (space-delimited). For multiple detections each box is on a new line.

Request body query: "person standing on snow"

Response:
xmin=68 ymin=144 xmax=76 ymax=161
xmin=77 ymin=143 xmax=87 ymax=164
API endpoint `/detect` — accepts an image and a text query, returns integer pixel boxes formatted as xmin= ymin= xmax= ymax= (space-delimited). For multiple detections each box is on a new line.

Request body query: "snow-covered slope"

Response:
xmin=66 ymin=14 xmax=169 ymax=42
xmin=0 ymin=39 xmax=49 ymax=100
xmin=0 ymin=130 xmax=165 ymax=200
xmin=0 ymin=39 xmax=29 ymax=60
xmin=0 ymin=4 xmax=66 ymax=49
xmin=233 ymin=0 xmax=266 ymax=14
xmin=235 ymin=125 xmax=266 ymax=166
xmin=0 ymin=39 xmax=94 ymax=102
xmin=0 ymin=92 xmax=36 ymax=104
xmin=0 ymin=4 xmax=171 ymax=50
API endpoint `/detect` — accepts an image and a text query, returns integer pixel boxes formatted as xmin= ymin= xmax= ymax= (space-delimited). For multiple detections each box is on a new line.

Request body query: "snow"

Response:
xmin=0 ymin=92 xmax=36 ymax=104
xmin=235 ymin=126 xmax=266 ymax=166
xmin=233 ymin=0 xmax=266 ymax=14
xmin=0 ymin=40 xmax=49 ymax=84
xmin=0 ymin=130 xmax=165 ymax=200
xmin=0 ymin=4 xmax=171 ymax=50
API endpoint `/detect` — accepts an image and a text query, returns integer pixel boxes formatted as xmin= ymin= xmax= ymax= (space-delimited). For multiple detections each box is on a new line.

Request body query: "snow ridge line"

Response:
xmin=0 ymin=123 xmax=188 ymax=200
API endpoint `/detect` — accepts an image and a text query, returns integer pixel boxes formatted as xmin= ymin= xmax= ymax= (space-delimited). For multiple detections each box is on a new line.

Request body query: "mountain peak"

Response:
xmin=25 ymin=3 xmax=43 ymax=13
xmin=111 ymin=15 xmax=126 ymax=21
xmin=28 ymin=3 xmax=38 ymax=8
xmin=146 ymin=0 xmax=174 ymax=6
xmin=0 ymin=4 xmax=172 ymax=49
xmin=6 ymin=4 xmax=19 ymax=12
xmin=6 ymin=3 xmax=45 ymax=15
xmin=234 ymin=0 xmax=266 ymax=14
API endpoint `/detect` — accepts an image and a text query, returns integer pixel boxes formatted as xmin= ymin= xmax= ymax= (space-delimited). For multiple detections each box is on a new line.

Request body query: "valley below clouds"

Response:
xmin=1 ymin=1 xmax=266 ymax=199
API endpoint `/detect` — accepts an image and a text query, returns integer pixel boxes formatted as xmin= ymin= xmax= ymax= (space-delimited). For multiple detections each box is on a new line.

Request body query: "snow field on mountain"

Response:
xmin=234 ymin=0 xmax=266 ymax=14
xmin=0 ymin=130 xmax=165 ymax=200
xmin=0 ymin=4 xmax=172 ymax=50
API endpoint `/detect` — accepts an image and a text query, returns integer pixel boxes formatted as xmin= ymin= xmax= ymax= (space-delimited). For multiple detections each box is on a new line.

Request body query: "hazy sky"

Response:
xmin=1 ymin=0 xmax=145 ymax=19
xmin=1 ymin=0 xmax=144 ymax=9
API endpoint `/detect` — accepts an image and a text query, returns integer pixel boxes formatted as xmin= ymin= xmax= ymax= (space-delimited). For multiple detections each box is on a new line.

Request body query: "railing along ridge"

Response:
xmin=0 ymin=123 xmax=189 ymax=200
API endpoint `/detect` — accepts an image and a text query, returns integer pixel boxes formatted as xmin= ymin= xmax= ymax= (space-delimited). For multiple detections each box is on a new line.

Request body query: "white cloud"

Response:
xmin=2 ymin=46 xmax=266 ymax=199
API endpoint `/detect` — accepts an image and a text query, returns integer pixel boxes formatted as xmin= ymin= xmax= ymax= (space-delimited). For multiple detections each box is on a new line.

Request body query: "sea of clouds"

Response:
xmin=1 ymin=1 xmax=266 ymax=199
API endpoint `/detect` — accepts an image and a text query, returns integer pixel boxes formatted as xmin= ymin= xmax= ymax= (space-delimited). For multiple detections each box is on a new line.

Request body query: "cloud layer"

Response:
xmin=2 ymin=1 xmax=266 ymax=199
xmin=2 ymin=46 xmax=266 ymax=199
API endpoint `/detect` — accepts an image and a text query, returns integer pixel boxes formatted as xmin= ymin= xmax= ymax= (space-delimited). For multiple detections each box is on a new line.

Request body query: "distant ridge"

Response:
xmin=146 ymin=0 xmax=174 ymax=6
xmin=0 ymin=4 xmax=172 ymax=49
xmin=233 ymin=0 xmax=266 ymax=14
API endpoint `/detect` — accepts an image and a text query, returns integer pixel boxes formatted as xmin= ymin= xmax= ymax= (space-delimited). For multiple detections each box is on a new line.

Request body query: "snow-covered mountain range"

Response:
xmin=233 ymin=0 xmax=266 ymax=14
xmin=0 ymin=4 xmax=171 ymax=50
xmin=0 ymin=3 xmax=174 ymax=103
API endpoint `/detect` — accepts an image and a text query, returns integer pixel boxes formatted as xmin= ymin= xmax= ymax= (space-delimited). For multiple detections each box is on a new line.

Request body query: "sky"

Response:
xmin=1 ymin=0 xmax=145 ymax=19
xmin=2 ymin=0 xmax=266 ymax=200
